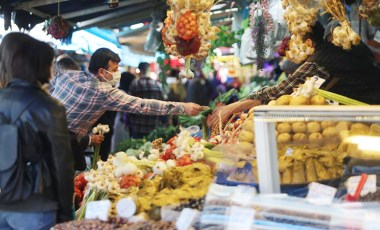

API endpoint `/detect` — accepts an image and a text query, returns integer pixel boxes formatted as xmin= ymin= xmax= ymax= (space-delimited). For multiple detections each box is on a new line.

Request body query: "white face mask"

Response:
xmin=103 ymin=69 xmax=121 ymax=87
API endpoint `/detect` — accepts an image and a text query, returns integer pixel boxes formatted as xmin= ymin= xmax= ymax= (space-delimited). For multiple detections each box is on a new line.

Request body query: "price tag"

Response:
xmin=285 ymin=148 xmax=294 ymax=156
xmin=306 ymin=182 xmax=337 ymax=205
xmin=231 ymin=185 xmax=256 ymax=205
xmin=226 ymin=205 xmax=255 ymax=230
xmin=85 ymin=199 xmax=111 ymax=221
xmin=313 ymin=76 xmax=326 ymax=89
xmin=176 ymin=208 xmax=199 ymax=230
xmin=116 ymin=198 xmax=136 ymax=218
xmin=346 ymin=174 xmax=376 ymax=196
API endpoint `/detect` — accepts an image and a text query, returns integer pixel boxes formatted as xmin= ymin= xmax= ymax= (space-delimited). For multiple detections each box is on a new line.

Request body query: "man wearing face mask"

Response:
xmin=50 ymin=48 xmax=204 ymax=161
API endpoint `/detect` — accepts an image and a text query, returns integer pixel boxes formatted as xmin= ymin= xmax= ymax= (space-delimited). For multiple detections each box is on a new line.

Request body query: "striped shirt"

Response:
xmin=50 ymin=71 xmax=185 ymax=139
xmin=247 ymin=62 xmax=330 ymax=104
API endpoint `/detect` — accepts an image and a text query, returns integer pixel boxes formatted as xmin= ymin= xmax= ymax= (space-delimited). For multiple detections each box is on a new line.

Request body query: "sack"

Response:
xmin=0 ymin=95 xmax=40 ymax=203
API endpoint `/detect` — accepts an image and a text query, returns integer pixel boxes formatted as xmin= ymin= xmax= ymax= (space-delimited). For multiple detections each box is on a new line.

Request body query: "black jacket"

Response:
xmin=309 ymin=43 xmax=380 ymax=104
xmin=0 ymin=80 xmax=75 ymax=222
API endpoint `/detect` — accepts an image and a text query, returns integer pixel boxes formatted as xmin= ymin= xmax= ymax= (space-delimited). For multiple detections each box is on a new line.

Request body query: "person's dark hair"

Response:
xmin=88 ymin=48 xmax=121 ymax=74
xmin=137 ymin=62 xmax=150 ymax=75
xmin=0 ymin=32 xmax=54 ymax=86
xmin=54 ymin=55 xmax=80 ymax=76
xmin=303 ymin=22 xmax=325 ymax=47
xmin=0 ymin=33 xmax=32 ymax=87
xmin=119 ymin=72 xmax=136 ymax=92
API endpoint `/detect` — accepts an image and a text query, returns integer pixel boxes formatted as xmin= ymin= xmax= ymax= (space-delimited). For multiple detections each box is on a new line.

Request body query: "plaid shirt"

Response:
xmin=247 ymin=62 xmax=330 ymax=104
xmin=50 ymin=71 xmax=184 ymax=139
xmin=127 ymin=76 xmax=166 ymax=136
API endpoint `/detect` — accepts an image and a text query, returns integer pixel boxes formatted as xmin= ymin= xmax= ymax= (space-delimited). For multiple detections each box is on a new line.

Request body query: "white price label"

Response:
xmin=231 ymin=185 xmax=256 ymax=205
xmin=313 ymin=76 xmax=326 ymax=89
xmin=226 ymin=205 xmax=255 ymax=230
xmin=285 ymin=148 xmax=294 ymax=156
xmin=85 ymin=199 xmax=111 ymax=221
xmin=306 ymin=182 xmax=337 ymax=205
xmin=346 ymin=175 xmax=376 ymax=197
xmin=176 ymin=208 xmax=199 ymax=230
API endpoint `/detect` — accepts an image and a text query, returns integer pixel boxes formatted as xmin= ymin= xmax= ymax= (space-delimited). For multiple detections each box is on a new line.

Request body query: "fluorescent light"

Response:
xmin=345 ymin=135 xmax=380 ymax=152
xmin=130 ymin=23 xmax=144 ymax=30
xmin=212 ymin=10 xmax=223 ymax=15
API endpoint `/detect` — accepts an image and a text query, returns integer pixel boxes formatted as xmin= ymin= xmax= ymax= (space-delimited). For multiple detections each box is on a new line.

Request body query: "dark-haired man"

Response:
xmin=50 ymin=48 xmax=203 ymax=159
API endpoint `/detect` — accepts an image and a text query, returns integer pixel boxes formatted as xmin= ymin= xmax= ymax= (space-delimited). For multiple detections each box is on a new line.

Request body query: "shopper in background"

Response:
xmin=186 ymin=69 xmax=212 ymax=106
xmin=208 ymin=22 xmax=380 ymax=127
xmin=52 ymin=55 xmax=104 ymax=169
xmin=0 ymin=32 xmax=74 ymax=228
xmin=127 ymin=62 xmax=168 ymax=139
xmin=111 ymin=71 xmax=136 ymax=151
xmin=50 ymin=48 xmax=203 ymax=160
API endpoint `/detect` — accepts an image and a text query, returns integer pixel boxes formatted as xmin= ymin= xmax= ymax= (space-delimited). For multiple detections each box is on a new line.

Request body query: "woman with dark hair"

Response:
xmin=0 ymin=32 xmax=74 ymax=228
xmin=208 ymin=22 xmax=380 ymax=126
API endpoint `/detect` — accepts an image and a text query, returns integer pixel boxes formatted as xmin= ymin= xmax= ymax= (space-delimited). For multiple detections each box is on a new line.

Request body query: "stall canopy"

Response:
xmin=0 ymin=0 xmax=242 ymax=54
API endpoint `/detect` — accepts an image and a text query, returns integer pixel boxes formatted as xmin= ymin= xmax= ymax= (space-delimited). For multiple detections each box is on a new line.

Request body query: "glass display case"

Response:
xmin=253 ymin=105 xmax=380 ymax=194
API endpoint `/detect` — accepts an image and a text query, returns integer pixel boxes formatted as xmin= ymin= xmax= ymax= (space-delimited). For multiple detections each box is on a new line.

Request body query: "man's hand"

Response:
xmin=90 ymin=134 xmax=104 ymax=146
xmin=183 ymin=102 xmax=204 ymax=116
xmin=207 ymin=104 xmax=233 ymax=127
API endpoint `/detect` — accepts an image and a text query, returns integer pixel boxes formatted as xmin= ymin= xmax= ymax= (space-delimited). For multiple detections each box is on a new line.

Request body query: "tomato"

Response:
xmin=176 ymin=154 xmax=192 ymax=166
xmin=119 ymin=175 xmax=142 ymax=189
xmin=161 ymin=148 xmax=176 ymax=161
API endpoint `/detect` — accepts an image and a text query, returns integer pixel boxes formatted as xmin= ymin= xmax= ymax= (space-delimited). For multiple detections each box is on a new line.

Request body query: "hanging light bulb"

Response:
xmin=107 ymin=0 xmax=119 ymax=8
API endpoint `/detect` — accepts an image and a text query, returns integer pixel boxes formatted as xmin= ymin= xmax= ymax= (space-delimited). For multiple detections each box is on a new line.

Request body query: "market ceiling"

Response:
xmin=0 ymin=0 xmax=244 ymax=32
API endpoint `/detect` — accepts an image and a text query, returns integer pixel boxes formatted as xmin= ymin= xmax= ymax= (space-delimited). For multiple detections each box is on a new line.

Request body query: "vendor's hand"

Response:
xmin=183 ymin=102 xmax=203 ymax=116
xmin=207 ymin=104 xmax=234 ymax=127
xmin=90 ymin=134 xmax=104 ymax=146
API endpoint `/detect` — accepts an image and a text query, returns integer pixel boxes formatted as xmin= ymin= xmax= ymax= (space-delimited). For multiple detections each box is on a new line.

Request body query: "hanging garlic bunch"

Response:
xmin=332 ymin=23 xmax=361 ymax=50
xmin=286 ymin=34 xmax=315 ymax=64
xmin=284 ymin=6 xmax=318 ymax=35
xmin=323 ymin=0 xmax=361 ymax=50
xmin=283 ymin=1 xmax=319 ymax=63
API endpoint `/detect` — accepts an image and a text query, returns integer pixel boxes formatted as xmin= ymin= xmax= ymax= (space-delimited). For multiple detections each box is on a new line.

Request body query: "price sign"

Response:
xmin=346 ymin=174 xmax=376 ymax=197
xmin=226 ymin=205 xmax=255 ymax=230
xmin=85 ymin=199 xmax=111 ymax=221
xmin=306 ymin=182 xmax=337 ymax=205
xmin=176 ymin=208 xmax=199 ymax=230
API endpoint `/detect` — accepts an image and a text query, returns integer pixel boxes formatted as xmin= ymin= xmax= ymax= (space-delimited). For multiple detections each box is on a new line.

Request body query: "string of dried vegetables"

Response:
xmin=250 ymin=0 xmax=274 ymax=70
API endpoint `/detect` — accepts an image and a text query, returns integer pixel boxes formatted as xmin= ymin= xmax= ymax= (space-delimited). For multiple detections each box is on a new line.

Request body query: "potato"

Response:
xmin=335 ymin=121 xmax=351 ymax=132
xmin=322 ymin=127 xmax=338 ymax=138
xmin=293 ymin=133 xmax=308 ymax=143
xmin=276 ymin=95 xmax=292 ymax=105
xmin=370 ymin=123 xmax=380 ymax=135
xmin=321 ymin=121 xmax=336 ymax=130
xmin=306 ymin=121 xmax=321 ymax=133
xmin=277 ymin=122 xmax=292 ymax=134
xmin=289 ymin=96 xmax=310 ymax=105
xmin=308 ymin=132 xmax=324 ymax=146
xmin=351 ymin=123 xmax=370 ymax=133
xmin=238 ymin=130 xmax=254 ymax=143
xmin=267 ymin=100 xmax=277 ymax=106
xmin=277 ymin=133 xmax=292 ymax=144
xmin=242 ymin=120 xmax=254 ymax=132
xmin=310 ymin=95 xmax=327 ymax=105
xmin=292 ymin=122 xmax=307 ymax=133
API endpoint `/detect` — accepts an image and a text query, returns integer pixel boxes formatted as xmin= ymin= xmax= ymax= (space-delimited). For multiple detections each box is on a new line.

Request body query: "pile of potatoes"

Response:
xmin=268 ymin=94 xmax=328 ymax=106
